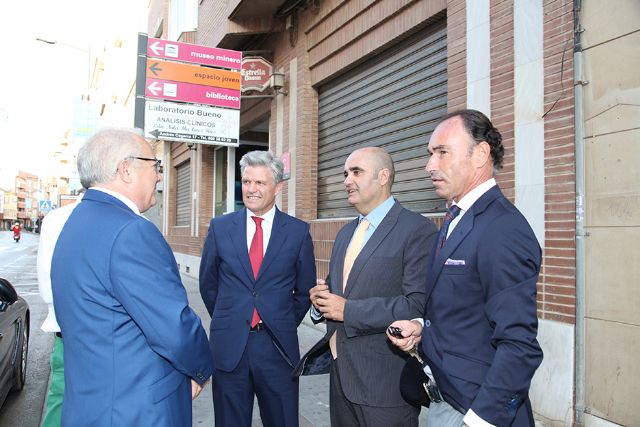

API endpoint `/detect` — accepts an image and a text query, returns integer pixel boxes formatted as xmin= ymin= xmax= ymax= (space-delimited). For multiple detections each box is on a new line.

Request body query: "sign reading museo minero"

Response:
xmin=146 ymin=37 xmax=242 ymax=69
xmin=144 ymin=100 xmax=240 ymax=146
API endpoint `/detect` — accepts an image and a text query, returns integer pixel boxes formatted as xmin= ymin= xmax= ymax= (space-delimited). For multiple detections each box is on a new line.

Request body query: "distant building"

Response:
xmin=1 ymin=188 xmax=17 ymax=230
xmin=15 ymin=171 xmax=39 ymax=229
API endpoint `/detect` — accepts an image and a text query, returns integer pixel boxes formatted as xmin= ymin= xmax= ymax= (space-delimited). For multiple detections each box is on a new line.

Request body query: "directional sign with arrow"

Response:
xmin=145 ymin=78 xmax=240 ymax=109
xmin=135 ymin=34 xmax=243 ymax=145
xmin=146 ymin=59 xmax=241 ymax=90
xmin=146 ymin=37 xmax=242 ymax=70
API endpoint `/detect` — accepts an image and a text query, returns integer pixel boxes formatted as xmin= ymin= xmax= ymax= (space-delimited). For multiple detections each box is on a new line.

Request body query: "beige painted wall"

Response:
xmin=582 ymin=1 xmax=640 ymax=426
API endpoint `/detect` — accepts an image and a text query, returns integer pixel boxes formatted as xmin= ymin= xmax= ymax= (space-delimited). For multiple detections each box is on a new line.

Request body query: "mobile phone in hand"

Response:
xmin=387 ymin=326 xmax=404 ymax=338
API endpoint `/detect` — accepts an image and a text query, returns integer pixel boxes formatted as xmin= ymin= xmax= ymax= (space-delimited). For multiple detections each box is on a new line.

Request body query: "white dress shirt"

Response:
xmin=92 ymin=187 xmax=143 ymax=216
xmin=447 ymin=178 xmax=496 ymax=238
xmin=246 ymin=205 xmax=276 ymax=255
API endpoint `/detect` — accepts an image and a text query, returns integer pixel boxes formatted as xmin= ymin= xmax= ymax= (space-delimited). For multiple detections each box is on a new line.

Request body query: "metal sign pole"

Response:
xmin=134 ymin=33 xmax=148 ymax=130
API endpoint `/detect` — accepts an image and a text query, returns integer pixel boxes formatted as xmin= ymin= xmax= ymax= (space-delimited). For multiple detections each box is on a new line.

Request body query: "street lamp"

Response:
xmin=35 ymin=37 xmax=98 ymax=141
xmin=35 ymin=37 xmax=92 ymax=98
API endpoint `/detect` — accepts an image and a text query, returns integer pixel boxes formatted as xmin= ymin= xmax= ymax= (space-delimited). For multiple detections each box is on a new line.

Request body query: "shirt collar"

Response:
xmin=360 ymin=196 xmax=395 ymax=228
xmin=247 ymin=204 xmax=277 ymax=224
xmin=454 ymin=178 xmax=496 ymax=212
xmin=91 ymin=187 xmax=142 ymax=216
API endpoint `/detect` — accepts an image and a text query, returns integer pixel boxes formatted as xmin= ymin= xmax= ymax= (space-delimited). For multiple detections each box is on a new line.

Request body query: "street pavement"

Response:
xmin=0 ymin=231 xmax=50 ymax=427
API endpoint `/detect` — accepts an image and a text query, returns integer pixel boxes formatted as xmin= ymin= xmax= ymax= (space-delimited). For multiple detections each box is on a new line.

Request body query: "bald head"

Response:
xmin=352 ymin=147 xmax=395 ymax=189
xmin=343 ymin=147 xmax=396 ymax=215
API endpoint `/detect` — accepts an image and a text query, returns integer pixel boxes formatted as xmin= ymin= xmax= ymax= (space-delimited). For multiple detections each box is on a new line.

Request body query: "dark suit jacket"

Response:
xmin=52 ymin=189 xmax=212 ymax=427
xmin=421 ymin=186 xmax=543 ymax=426
xmin=199 ymin=207 xmax=316 ymax=372
xmin=295 ymin=201 xmax=438 ymax=407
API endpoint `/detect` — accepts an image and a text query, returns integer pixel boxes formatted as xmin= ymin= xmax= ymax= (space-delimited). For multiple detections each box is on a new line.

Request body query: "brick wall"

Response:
xmin=197 ymin=0 xmax=230 ymax=47
xmin=540 ymin=0 xmax=576 ymax=323
xmin=237 ymin=16 xmax=320 ymax=221
xmin=311 ymin=219 xmax=351 ymax=280
xmin=165 ymin=143 xmax=209 ymax=257
xmin=447 ymin=0 xmax=467 ymax=111
xmin=490 ymin=0 xmax=516 ymax=200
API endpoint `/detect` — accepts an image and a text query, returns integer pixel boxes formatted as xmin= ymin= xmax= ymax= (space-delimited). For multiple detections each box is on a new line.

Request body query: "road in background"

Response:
xmin=0 ymin=231 xmax=50 ymax=427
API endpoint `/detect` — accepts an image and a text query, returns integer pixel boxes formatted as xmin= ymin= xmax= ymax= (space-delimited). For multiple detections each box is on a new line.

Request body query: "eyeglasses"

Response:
xmin=129 ymin=156 xmax=163 ymax=174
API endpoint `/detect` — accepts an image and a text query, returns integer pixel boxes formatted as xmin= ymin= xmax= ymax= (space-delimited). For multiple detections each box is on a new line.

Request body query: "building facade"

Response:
xmin=147 ymin=1 xmax=639 ymax=425
xmin=15 ymin=171 xmax=40 ymax=230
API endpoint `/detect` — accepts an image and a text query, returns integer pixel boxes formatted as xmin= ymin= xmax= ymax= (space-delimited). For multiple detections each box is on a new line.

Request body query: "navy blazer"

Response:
xmin=420 ymin=186 xmax=543 ymax=426
xmin=52 ymin=189 xmax=213 ymax=427
xmin=295 ymin=202 xmax=438 ymax=407
xmin=199 ymin=207 xmax=316 ymax=372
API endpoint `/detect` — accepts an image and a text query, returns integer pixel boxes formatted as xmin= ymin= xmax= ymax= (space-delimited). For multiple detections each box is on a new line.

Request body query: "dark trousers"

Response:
xmin=212 ymin=329 xmax=299 ymax=427
xmin=329 ymin=360 xmax=419 ymax=427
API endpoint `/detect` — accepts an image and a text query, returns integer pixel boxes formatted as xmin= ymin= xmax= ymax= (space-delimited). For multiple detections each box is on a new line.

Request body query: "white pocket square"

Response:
xmin=445 ymin=258 xmax=466 ymax=266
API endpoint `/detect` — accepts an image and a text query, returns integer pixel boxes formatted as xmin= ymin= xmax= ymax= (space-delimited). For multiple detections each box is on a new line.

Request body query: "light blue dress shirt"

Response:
xmin=310 ymin=196 xmax=396 ymax=320
xmin=349 ymin=196 xmax=396 ymax=250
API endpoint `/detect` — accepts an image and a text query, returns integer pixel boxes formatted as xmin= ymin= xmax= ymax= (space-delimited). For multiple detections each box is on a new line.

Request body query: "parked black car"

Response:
xmin=0 ymin=277 xmax=29 ymax=408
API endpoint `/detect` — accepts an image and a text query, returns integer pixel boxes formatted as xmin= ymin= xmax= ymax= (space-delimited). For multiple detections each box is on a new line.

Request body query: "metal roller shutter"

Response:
xmin=176 ymin=161 xmax=191 ymax=226
xmin=317 ymin=19 xmax=447 ymax=219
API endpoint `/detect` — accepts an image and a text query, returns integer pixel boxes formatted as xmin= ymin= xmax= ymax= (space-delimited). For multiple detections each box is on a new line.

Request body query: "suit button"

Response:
xmin=252 ymin=291 xmax=257 ymax=297
xmin=425 ymin=319 xmax=431 ymax=327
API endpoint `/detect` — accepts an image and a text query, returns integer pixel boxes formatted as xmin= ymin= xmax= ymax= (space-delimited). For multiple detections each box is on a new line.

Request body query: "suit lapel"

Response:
xmin=229 ymin=209 xmax=255 ymax=287
xmin=256 ymin=208 xmax=287 ymax=283
xmin=344 ymin=202 xmax=401 ymax=298
xmin=425 ymin=186 xmax=503 ymax=300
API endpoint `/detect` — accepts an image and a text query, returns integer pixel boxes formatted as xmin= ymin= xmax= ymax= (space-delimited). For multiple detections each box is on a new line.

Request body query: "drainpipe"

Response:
xmin=573 ymin=0 xmax=587 ymax=425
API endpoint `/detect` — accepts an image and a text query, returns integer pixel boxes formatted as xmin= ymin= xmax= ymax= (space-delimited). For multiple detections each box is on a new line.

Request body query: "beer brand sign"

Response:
xmin=241 ymin=57 xmax=272 ymax=92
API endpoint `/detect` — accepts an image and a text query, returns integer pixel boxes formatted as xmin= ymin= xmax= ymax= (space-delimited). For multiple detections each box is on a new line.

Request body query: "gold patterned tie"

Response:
xmin=330 ymin=218 xmax=370 ymax=359
xmin=342 ymin=218 xmax=370 ymax=291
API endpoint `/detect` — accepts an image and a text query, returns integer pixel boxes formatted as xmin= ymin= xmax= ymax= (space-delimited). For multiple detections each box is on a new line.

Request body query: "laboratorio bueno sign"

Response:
xmin=241 ymin=57 xmax=273 ymax=92
xmin=144 ymin=100 xmax=240 ymax=146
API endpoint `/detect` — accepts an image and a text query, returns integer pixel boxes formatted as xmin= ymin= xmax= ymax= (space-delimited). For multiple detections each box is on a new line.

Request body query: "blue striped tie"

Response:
xmin=437 ymin=205 xmax=461 ymax=253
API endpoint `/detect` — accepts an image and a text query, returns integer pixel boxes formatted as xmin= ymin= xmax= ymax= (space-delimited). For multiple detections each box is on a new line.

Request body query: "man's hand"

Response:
xmin=314 ymin=283 xmax=346 ymax=321
xmin=310 ymin=279 xmax=329 ymax=310
xmin=386 ymin=320 xmax=423 ymax=352
xmin=191 ymin=379 xmax=208 ymax=400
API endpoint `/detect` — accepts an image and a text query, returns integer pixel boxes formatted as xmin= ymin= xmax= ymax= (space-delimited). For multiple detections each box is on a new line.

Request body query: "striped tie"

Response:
xmin=436 ymin=205 xmax=461 ymax=254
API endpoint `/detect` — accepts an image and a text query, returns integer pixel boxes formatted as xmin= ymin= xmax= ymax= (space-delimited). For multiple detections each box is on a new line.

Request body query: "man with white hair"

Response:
xmin=52 ymin=127 xmax=212 ymax=426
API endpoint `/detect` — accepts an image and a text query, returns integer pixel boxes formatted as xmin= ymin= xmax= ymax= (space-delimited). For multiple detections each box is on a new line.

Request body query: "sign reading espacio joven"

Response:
xmin=135 ymin=34 xmax=241 ymax=146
